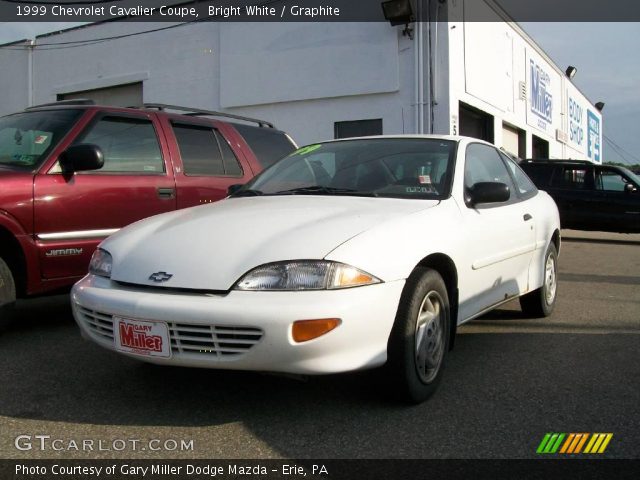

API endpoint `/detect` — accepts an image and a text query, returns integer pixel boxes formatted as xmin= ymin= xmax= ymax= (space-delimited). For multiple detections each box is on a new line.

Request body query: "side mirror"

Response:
xmin=59 ymin=144 xmax=104 ymax=173
xmin=624 ymin=183 xmax=638 ymax=194
xmin=227 ymin=184 xmax=244 ymax=196
xmin=467 ymin=182 xmax=510 ymax=206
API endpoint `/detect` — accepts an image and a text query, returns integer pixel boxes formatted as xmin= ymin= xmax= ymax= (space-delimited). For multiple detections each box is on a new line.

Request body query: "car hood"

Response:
xmin=104 ymin=195 xmax=439 ymax=290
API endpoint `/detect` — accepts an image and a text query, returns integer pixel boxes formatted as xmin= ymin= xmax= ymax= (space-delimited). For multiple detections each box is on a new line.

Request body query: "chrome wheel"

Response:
xmin=414 ymin=290 xmax=445 ymax=384
xmin=544 ymin=252 xmax=557 ymax=305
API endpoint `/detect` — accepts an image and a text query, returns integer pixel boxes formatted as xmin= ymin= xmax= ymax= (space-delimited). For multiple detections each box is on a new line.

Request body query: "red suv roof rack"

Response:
xmin=143 ymin=103 xmax=275 ymax=129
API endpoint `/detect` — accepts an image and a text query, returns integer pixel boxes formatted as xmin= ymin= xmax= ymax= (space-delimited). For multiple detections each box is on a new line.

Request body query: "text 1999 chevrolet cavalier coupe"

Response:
xmin=72 ymin=136 xmax=560 ymax=403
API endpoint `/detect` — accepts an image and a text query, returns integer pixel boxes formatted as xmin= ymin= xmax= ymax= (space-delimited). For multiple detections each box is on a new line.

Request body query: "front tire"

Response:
xmin=386 ymin=268 xmax=450 ymax=404
xmin=520 ymin=242 xmax=558 ymax=317
xmin=0 ymin=256 xmax=17 ymax=330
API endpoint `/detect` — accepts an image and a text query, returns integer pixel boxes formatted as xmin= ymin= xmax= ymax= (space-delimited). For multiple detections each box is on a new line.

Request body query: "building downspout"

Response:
xmin=416 ymin=1 xmax=425 ymax=134
xmin=27 ymin=39 xmax=34 ymax=107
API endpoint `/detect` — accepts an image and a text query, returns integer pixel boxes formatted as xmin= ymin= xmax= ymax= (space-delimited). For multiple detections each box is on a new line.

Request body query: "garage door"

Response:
xmin=502 ymin=123 xmax=524 ymax=158
xmin=58 ymin=82 xmax=143 ymax=107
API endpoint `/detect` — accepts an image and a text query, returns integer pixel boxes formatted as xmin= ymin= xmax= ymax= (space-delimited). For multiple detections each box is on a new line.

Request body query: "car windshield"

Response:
xmin=0 ymin=109 xmax=83 ymax=172
xmin=237 ymin=138 xmax=457 ymax=200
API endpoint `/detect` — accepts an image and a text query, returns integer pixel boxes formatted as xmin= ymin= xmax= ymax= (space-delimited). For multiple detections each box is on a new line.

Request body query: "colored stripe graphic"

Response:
xmin=584 ymin=433 xmax=614 ymax=454
xmin=538 ymin=433 xmax=613 ymax=454
xmin=536 ymin=434 xmax=552 ymax=454
xmin=537 ymin=433 xmax=565 ymax=454
xmin=574 ymin=433 xmax=589 ymax=453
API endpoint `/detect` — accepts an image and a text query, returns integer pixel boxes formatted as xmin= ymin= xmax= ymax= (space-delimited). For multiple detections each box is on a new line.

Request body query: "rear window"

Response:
xmin=232 ymin=123 xmax=296 ymax=168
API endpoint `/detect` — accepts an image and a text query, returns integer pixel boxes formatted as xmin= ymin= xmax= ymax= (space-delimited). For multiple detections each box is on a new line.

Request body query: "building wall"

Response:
xmin=14 ymin=22 xmax=420 ymax=146
xmin=0 ymin=41 xmax=30 ymax=114
xmin=0 ymin=2 xmax=602 ymax=158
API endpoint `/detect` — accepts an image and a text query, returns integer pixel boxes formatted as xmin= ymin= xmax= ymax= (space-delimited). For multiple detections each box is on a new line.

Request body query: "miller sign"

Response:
xmin=530 ymin=59 xmax=553 ymax=125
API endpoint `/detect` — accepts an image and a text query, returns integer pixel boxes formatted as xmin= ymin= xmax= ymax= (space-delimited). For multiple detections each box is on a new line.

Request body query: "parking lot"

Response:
xmin=1 ymin=230 xmax=638 ymax=460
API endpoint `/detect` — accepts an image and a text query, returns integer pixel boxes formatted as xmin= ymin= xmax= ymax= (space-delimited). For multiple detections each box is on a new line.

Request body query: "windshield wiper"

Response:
xmin=230 ymin=188 xmax=264 ymax=197
xmin=271 ymin=186 xmax=378 ymax=197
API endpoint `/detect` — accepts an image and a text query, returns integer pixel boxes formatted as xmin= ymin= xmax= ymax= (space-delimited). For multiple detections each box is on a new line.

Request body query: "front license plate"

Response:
xmin=113 ymin=317 xmax=171 ymax=358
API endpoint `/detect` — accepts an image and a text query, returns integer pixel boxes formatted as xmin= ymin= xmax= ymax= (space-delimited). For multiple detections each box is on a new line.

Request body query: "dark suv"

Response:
xmin=0 ymin=100 xmax=297 ymax=319
xmin=520 ymin=160 xmax=640 ymax=233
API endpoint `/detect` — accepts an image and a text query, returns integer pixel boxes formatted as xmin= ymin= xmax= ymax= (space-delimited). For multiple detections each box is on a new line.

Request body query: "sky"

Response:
xmin=0 ymin=21 xmax=638 ymax=165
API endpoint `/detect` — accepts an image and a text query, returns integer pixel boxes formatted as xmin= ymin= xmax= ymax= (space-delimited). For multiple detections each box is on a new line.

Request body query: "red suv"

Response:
xmin=0 ymin=101 xmax=297 ymax=319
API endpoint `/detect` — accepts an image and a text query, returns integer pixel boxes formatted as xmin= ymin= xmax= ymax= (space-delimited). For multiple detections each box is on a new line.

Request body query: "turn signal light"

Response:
xmin=292 ymin=318 xmax=341 ymax=343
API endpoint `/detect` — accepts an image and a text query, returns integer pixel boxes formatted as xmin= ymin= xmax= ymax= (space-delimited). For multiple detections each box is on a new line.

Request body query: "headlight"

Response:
xmin=234 ymin=261 xmax=381 ymax=291
xmin=89 ymin=248 xmax=112 ymax=278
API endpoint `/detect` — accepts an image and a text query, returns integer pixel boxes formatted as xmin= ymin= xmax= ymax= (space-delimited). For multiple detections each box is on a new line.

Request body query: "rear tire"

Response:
xmin=520 ymin=242 xmax=558 ymax=318
xmin=386 ymin=268 xmax=450 ymax=404
xmin=0 ymin=256 xmax=17 ymax=330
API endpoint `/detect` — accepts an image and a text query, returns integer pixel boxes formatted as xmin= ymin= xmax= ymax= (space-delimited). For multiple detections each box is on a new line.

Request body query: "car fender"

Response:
xmin=324 ymin=199 xmax=464 ymax=282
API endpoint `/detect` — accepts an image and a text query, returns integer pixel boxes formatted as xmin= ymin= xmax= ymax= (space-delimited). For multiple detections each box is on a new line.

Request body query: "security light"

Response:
xmin=565 ymin=66 xmax=577 ymax=79
xmin=381 ymin=0 xmax=414 ymax=38
xmin=595 ymin=102 xmax=605 ymax=111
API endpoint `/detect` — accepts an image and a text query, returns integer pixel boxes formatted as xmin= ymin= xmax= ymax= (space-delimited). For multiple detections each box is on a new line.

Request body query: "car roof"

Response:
xmin=314 ymin=134 xmax=492 ymax=146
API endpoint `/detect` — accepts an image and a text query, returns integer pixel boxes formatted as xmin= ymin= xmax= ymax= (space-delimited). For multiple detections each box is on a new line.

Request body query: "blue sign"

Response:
xmin=530 ymin=59 xmax=553 ymax=125
xmin=587 ymin=110 xmax=601 ymax=162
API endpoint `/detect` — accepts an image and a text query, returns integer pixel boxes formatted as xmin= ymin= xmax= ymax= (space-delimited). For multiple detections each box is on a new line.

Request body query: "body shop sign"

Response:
xmin=568 ymin=96 xmax=584 ymax=148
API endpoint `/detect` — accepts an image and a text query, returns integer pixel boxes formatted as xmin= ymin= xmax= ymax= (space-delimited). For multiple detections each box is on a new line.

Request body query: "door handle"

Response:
xmin=523 ymin=213 xmax=533 ymax=221
xmin=157 ymin=188 xmax=175 ymax=199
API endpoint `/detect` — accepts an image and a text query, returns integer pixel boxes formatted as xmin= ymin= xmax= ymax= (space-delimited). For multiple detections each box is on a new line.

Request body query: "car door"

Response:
xmin=160 ymin=118 xmax=257 ymax=209
xmin=548 ymin=164 xmax=595 ymax=229
xmin=34 ymin=110 xmax=177 ymax=279
xmin=593 ymin=166 xmax=640 ymax=232
xmin=457 ymin=143 xmax=536 ymax=321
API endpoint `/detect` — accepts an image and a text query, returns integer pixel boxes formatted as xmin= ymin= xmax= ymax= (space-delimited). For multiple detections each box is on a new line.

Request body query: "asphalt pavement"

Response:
xmin=0 ymin=230 xmax=638 ymax=459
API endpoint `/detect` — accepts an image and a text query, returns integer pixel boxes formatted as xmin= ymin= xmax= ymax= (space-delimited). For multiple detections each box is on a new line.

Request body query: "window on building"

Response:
xmin=459 ymin=103 xmax=494 ymax=143
xmin=334 ymin=119 xmax=383 ymax=139
xmin=531 ymin=135 xmax=549 ymax=159
xmin=76 ymin=116 xmax=164 ymax=173
xmin=172 ymin=124 xmax=242 ymax=177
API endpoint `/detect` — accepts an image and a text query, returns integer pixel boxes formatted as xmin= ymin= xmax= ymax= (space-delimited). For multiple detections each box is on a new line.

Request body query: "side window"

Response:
xmin=172 ymin=123 xmax=242 ymax=177
xmin=232 ymin=123 xmax=297 ymax=168
xmin=76 ymin=116 xmax=164 ymax=173
xmin=551 ymin=167 xmax=588 ymax=189
xmin=596 ymin=169 xmax=628 ymax=192
xmin=217 ymin=131 xmax=243 ymax=176
xmin=464 ymin=143 xmax=514 ymax=193
xmin=500 ymin=153 xmax=537 ymax=197
xmin=520 ymin=164 xmax=554 ymax=186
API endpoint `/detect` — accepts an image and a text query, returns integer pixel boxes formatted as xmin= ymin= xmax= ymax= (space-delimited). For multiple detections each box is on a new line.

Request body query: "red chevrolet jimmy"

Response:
xmin=0 ymin=100 xmax=296 ymax=321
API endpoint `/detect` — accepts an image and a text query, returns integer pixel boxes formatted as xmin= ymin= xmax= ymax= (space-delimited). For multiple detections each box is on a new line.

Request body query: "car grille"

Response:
xmin=76 ymin=306 xmax=263 ymax=358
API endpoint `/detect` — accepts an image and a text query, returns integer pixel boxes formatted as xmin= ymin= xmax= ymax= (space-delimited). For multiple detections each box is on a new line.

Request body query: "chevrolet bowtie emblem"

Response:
xmin=149 ymin=271 xmax=173 ymax=283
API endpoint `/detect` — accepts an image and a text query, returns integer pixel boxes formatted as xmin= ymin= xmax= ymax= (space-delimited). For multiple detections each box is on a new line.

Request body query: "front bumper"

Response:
xmin=71 ymin=275 xmax=406 ymax=375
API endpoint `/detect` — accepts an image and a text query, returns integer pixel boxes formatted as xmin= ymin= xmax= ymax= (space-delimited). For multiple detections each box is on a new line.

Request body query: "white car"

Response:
xmin=72 ymin=136 xmax=560 ymax=403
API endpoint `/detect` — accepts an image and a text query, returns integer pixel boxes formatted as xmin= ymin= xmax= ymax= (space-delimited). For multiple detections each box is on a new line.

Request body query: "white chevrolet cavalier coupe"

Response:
xmin=72 ymin=136 xmax=560 ymax=403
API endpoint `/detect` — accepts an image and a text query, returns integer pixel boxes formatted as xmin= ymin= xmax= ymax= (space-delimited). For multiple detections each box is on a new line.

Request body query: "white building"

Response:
xmin=0 ymin=0 xmax=603 ymax=161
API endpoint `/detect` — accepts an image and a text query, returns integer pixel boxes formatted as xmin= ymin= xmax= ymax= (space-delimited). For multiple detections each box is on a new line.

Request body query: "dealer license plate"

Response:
xmin=113 ymin=317 xmax=171 ymax=358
